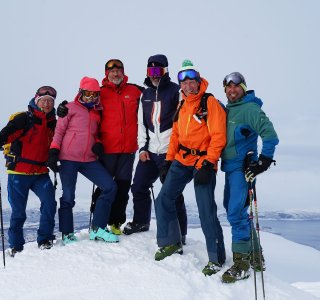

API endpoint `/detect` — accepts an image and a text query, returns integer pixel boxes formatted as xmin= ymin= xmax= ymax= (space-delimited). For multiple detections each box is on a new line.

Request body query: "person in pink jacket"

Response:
xmin=47 ymin=76 xmax=118 ymax=244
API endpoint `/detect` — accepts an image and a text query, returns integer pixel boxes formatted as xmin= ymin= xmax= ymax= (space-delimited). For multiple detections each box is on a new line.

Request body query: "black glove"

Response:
xmin=194 ymin=160 xmax=214 ymax=185
xmin=47 ymin=148 xmax=60 ymax=173
xmin=245 ymin=154 xmax=275 ymax=182
xmin=159 ymin=160 xmax=172 ymax=184
xmin=57 ymin=100 xmax=69 ymax=118
xmin=92 ymin=142 xmax=104 ymax=160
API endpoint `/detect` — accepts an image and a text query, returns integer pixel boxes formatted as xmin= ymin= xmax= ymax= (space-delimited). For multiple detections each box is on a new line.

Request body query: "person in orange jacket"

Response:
xmin=154 ymin=60 xmax=227 ymax=277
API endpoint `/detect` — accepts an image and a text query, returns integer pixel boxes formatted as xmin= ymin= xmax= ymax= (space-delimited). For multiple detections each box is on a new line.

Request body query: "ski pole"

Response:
xmin=0 ymin=181 xmax=6 ymax=268
xmin=150 ymin=185 xmax=155 ymax=206
xmin=248 ymin=183 xmax=257 ymax=300
xmin=253 ymin=184 xmax=266 ymax=299
xmin=89 ymin=184 xmax=95 ymax=231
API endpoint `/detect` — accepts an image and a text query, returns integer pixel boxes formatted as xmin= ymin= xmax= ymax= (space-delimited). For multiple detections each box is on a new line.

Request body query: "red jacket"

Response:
xmin=0 ymin=102 xmax=56 ymax=174
xmin=100 ymin=75 xmax=143 ymax=153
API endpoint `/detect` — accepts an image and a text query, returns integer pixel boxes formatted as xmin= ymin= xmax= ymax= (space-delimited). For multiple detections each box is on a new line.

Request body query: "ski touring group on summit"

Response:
xmin=0 ymin=54 xmax=279 ymax=285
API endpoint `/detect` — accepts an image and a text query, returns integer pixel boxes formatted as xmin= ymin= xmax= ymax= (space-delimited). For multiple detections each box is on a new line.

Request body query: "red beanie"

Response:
xmin=79 ymin=76 xmax=100 ymax=92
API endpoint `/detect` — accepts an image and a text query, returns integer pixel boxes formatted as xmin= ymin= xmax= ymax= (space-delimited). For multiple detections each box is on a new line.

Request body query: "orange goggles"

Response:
xmin=105 ymin=59 xmax=124 ymax=70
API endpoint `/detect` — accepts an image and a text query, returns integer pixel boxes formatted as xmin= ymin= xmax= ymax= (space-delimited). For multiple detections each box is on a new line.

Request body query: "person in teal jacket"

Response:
xmin=220 ymin=72 xmax=279 ymax=283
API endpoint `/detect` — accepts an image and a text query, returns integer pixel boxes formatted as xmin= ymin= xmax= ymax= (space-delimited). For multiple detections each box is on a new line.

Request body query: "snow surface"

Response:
xmin=0 ymin=221 xmax=319 ymax=300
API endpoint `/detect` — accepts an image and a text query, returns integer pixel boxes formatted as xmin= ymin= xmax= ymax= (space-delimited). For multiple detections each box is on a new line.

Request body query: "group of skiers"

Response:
xmin=0 ymin=54 xmax=279 ymax=283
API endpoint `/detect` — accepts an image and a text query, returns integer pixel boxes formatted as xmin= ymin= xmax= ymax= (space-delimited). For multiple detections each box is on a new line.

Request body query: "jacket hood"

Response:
xmin=226 ymin=90 xmax=263 ymax=108
xmin=182 ymin=77 xmax=208 ymax=103
xmin=28 ymin=98 xmax=56 ymax=117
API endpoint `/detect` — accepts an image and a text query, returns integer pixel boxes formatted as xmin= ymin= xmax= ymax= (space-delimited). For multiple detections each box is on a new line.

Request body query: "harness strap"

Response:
xmin=179 ymin=144 xmax=207 ymax=159
xmin=5 ymin=154 xmax=46 ymax=166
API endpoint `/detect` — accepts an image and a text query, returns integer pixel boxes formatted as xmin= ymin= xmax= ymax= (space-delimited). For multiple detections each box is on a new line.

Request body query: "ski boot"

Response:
xmin=202 ymin=261 xmax=223 ymax=276
xmin=38 ymin=239 xmax=53 ymax=250
xmin=222 ymin=252 xmax=251 ymax=283
xmin=123 ymin=222 xmax=149 ymax=235
xmin=89 ymin=226 xmax=119 ymax=243
xmin=155 ymin=242 xmax=183 ymax=261
xmin=62 ymin=233 xmax=78 ymax=245
xmin=110 ymin=223 xmax=122 ymax=235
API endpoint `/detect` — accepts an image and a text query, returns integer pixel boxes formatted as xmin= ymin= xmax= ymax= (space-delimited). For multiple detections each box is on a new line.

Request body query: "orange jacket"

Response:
xmin=166 ymin=78 xmax=226 ymax=169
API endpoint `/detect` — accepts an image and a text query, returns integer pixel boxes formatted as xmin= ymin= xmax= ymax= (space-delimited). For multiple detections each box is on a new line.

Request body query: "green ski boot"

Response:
xmin=250 ymin=250 xmax=266 ymax=272
xmin=202 ymin=261 xmax=223 ymax=276
xmin=222 ymin=253 xmax=251 ymax=283
xmin=155 ymin=242 xmax=183 ymax=261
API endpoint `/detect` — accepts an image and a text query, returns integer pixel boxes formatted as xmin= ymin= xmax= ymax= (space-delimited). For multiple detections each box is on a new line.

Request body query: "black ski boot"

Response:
xmin=123 ymin=222 xmax=149 ymax=235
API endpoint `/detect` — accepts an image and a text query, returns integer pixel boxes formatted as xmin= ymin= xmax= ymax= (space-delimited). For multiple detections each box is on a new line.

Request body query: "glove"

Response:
xmin=194 ymin=160 xmax=214 ymax=185
xmin=47 ymin=148 xmax=60 ymax=173
xmin=57 ymin=100 xmax=69 ymax=118
xmin=245 ymin=154 xmax=275 ymax=182
xmin=92 ymin=142 xmax=104 ymax=160
xmin=159 ymin=160 xmax=172 ymax=184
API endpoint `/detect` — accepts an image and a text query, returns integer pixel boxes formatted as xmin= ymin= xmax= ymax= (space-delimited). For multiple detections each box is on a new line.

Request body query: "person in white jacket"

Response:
xmin=123 ymin=54 xmax=187 ymax=240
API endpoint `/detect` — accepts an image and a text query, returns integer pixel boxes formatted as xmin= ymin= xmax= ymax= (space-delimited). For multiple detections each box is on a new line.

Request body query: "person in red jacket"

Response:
xmin=98 ymin=59 xmax=144 ymax=234
xmin=57 ymin=60 xmax=143 ymax=235
xmin=0 ymin=86 xmax=58 ymax=256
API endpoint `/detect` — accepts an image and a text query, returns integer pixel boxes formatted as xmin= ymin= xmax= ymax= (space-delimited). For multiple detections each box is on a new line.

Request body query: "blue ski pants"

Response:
xmin=58 ymin=160 xmax=117 ymax=234
xmin=7 ymin=173 xmax=57 ymax=250
xmin=155 ymin=160 xmax=225 ymax=264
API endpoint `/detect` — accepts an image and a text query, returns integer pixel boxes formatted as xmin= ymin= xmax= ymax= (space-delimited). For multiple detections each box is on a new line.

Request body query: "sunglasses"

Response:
xmin=37 ymin=86 xmax=57 ymax=98
xmin=223 ymin=72 xmax=246 ymax=87
xmin=38 ymin=98 xmax=54 ymax=105
xmin=105 ymin=59 xmax=124 ymax=70
xmin=147 ymin=67 xmax=167 ymax=78
xmin=177 ymin=69 xmax=199 ymax=82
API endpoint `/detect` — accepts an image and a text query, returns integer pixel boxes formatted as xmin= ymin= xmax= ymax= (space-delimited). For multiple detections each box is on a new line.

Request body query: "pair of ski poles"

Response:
xmin=246 ymin=151 xmax=265 ymax=300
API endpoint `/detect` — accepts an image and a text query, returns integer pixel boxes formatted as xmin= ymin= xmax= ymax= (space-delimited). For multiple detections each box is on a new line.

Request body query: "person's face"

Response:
xmin=149 ymin=76 xmax=161 ymax=87
xmin=37 ymin=96 xmax=54 ymax=114
xmin=108 ymin=68 xmax=124 ymax=85
xmin=225 ymin=82 xmax=245 ymax=102
xmin=180 ymin=79 xmax=200 ymax=96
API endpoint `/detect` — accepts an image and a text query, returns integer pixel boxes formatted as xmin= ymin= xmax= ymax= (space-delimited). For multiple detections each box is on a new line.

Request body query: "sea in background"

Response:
xmin=1 ymin=209 xmax=319 ymax=251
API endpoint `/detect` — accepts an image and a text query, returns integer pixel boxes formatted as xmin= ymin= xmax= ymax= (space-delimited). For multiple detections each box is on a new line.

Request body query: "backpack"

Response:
xmin=3 ymin=111 xmax=34 ymax=169
xmin=173 ymin=93 xmax=225 ymax=123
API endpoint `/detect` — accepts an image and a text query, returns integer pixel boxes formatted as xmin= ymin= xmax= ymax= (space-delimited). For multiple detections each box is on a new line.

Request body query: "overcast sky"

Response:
xmin=0 ymin=0 xmax=319 ymax=211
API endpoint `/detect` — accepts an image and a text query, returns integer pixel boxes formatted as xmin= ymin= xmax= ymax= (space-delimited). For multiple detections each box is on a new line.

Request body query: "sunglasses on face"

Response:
xmin=147 ymin=67 xmax=167 ymax=78
xmin=177 ymin=69 xmax=199 ymax=82
xmin=106 ymin=59 xmax=124 ymax=70
xmin=36 ymin=86 xmax=57 ymax=98
xmin=38 ymin=98 xmax=54 ymax=105
xmin=223 ymin=73 xmax=245 ymax=87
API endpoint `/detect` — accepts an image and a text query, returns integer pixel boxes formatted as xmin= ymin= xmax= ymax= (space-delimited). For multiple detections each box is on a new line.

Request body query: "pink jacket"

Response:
xmin=51 ymin=95 xmax=102 ymax=162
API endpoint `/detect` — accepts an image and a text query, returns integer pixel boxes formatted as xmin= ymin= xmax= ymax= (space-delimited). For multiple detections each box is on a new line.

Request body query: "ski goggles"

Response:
xmin=36 ymin=86 xmax=57 ymax=98
xmin=37 ymin=98 xmax=54 ymax=105
xmin=105 ymin=59 xmax=124 ymax=70
xmin=147 ymin=67 xmax=167 ymax=77
xmin=177 ymin=69 xmax=200 ymax=82
xmin=81 ymin=90 xmax=100 ymax=102
xmin=223 ymin=72 xmax=246 ymax=87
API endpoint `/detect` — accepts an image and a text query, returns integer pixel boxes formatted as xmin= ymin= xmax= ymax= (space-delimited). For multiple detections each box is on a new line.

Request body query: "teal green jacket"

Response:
xmin=221 ymin=90 xmax=279 ymax=172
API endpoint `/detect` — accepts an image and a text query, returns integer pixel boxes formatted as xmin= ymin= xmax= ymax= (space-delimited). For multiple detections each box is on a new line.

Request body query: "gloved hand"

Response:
xmin=159 ymin=160 xmax=172 ymax=184
xmin=194 ymin=160 xmax=214 ymax=185
xmin=245 ymin=154 xmax=275 ymax=182
xmin=92 ymin=142 xmax=104 ymax=160
xmin=57 ymin=100 xmax=69 ymax=118
xmin=47 ymin=148 xmax=60 ymax=173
